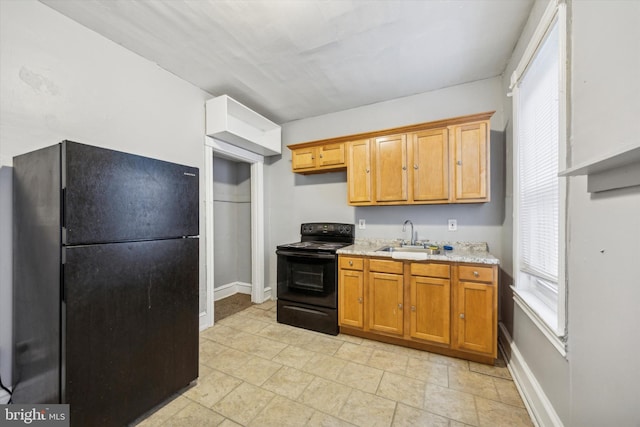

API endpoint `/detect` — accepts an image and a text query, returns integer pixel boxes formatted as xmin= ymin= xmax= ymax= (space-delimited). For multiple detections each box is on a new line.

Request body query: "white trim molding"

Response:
xmin=214 ymin=282 xmax=252 ymax=301
xmin=499 ymin=323 xmax=565 ymax=427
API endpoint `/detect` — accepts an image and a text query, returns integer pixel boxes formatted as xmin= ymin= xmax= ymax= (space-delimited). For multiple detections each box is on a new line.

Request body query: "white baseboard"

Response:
xmin=214 ymin=282 xmax=252 ymax=301
xmin=499 ymin=323 xmax=564 ymax=427
xmin=263 ymin=286 xmax=272 ymax=302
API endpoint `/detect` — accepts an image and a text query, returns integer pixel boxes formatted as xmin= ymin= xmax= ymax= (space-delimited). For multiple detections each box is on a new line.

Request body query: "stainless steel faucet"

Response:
xmin=402 ymin=220 xmax=415 ymax=246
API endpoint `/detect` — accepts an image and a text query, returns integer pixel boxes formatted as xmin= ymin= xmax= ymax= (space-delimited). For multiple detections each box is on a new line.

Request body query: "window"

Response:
xmin=511 ymin=1 xmax=567 ymax=354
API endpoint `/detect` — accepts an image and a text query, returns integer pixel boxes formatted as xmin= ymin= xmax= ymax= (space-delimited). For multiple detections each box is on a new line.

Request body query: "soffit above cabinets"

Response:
xmin=38 ymin=0 xmax=533 ymax=124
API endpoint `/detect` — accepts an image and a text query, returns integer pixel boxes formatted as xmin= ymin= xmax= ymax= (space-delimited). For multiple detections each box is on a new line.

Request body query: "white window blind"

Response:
xmin=517 ymin=22 xmax=560 ymax=288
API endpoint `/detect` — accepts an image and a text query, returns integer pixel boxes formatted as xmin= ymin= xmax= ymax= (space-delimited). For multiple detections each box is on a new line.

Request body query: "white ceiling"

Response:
xmin=39 ymin=0 xmax=533 ymax=124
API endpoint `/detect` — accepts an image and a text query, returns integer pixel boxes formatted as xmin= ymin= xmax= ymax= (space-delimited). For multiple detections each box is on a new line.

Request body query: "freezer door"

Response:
xmin=63 ymin=238 xmax=198 ymax=427
xmin=63 ymin=141 xmax=199 ymax=244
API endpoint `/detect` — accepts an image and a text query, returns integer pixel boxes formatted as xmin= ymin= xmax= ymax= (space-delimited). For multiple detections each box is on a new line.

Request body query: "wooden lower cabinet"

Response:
xmin=409 ymin=275 xmax=450 ymax=344
xmin=338 ymin=255 xmax=498 ymax=364
xmin=368 ymin=272 xmax=404 ymax=336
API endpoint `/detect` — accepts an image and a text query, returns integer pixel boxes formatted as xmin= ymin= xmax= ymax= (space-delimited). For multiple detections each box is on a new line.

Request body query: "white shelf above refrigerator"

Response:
xmin=206 ymin=95 xmax=281 ymax=156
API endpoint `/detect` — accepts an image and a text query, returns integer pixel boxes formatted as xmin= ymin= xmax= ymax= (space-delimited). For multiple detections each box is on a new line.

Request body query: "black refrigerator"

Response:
xmin=12 ymin=141 xmax=199 ymax=426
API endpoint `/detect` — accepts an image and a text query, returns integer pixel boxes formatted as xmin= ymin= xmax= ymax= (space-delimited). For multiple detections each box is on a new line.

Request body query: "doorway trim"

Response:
xmin=201 ymin=136 xmax=266 ymax=330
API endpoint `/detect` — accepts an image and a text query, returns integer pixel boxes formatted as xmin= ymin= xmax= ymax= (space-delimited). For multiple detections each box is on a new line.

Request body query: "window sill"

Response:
xmin=511 ymin=286 xmax=567 ymax=357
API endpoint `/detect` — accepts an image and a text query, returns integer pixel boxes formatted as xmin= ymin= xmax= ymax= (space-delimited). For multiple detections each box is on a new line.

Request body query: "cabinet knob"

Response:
xmin=366 ymin=169 xmax=370 ymax=173
xmin=460 ymin=313 xmax=465 ymax=319
xmin=358 ymin=297 xmax=363 ymax=304
xmin=473 ymin=271 xmax=479 ymax=277
xmin=411 ymin=306 xmax=416 ymax=312
xmin=402 ymin=166 xmax=407 ymax=171
xmin=349 ymin=261 xmax=353 ymax=266
xmin=398 ymin=303 xmax=403 ymax=309
xmin=319 ymin=154 xmax=323 ymax=158
xmin=414 ymin=165 xmax=418 ymax=170
xmin=457 ymin=160 xmax=462 ymax=166
xmin=311 ymin=156 xmax=315 ymax=160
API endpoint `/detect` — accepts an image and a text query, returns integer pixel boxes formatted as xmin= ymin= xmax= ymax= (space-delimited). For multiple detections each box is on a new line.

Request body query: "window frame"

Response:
xmin=511 ymin=0 xmax=568 ymax=356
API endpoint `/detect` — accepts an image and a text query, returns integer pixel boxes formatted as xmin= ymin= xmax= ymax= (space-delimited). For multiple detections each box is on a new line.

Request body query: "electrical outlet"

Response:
xmin=358 ymin=219 xmax=366 ymax=229
xmin=448 ymin=219 xmax=457 ymax=231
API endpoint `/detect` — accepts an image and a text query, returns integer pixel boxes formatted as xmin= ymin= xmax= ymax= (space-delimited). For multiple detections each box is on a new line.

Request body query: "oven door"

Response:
xmin=276 ymin=250 xmax=337 ymax=309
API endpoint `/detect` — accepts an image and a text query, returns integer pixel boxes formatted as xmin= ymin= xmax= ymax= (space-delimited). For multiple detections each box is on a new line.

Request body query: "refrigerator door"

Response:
xmin=63 ymin=141 xmax=199 ymax=245
xmin=63 ymin=238 xmax=198 ymax=427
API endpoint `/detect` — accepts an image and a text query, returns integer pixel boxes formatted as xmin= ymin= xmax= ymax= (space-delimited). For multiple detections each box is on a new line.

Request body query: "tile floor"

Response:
xmin=135 ymin=301 xmax=534 ymax=427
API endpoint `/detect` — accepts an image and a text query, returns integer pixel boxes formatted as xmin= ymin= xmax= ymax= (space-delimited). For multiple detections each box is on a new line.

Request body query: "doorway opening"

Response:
xmin=202 ymin=138 xmax=267 ymax=330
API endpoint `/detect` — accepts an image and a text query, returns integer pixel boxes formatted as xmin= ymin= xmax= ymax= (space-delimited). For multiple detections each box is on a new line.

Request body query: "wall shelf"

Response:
xmin=205 ymin=95 xmax=281 ymax=156
xmin=559 ymin=144 xmax=640 ymax=192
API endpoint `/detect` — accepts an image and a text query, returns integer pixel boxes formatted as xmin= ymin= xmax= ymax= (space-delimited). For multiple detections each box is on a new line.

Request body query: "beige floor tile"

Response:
xmin=307 ymin=411 xmax=358 ymax=427
xmin=201 ymin=324 xmax=241 ymax=346
xmin=255 ymin=322 xmax=295 ymax=341
xmin=338 ymin=389 xmax=396 ymax=427
xmin=450 ymin=421 xmax=475 ymax=427
xmin=166 ymin=401 xmax=225 ymax=427
xmin=376 ymin=371 xmax=426 ymax=409
xmin=248 ymin=394 xmax=315 ymax=427
xmin=298 ymin=376 xmax=353 ymax=414
xmin=183 ymin=369 xmax=242 ymax=408
xmin=197 ymin=363 xmax=215 ymax=379
xmin=475 ymin=396 xmax=534 ymax=427
xmin=218 ymin=315 xmax=270 ymax=334
xmin=231 ymin=355 xmax=282 ymax=386
xmin=300 ymin=332 xmax=344 ymax=355
xmin=281 ymin=328 xmax=316 ymax=347
xmin=367 ymin=349 xmax=409 ymax=374
xmin=336 ymin=334 xmax=365 ymax=344
xmin=272 ymin=345 xmax=316 ymax=370
xmin=429 ymin=353 xmax=470 ymax=370
xmin=406 ymin=356 xmax=449 ymax=387
xmin=423 ymin=383 xmax=479 ymax=426
xmin=262 ymin=366 xmax=316 ymax=400
xmin=218 ymin=419 xmax=243 ymax=427
xmin=360 ymin=339 xmax=403 ymax=353
xmin=212 ymin=382 xmax=275 ymax=425
xmin=493 ymin=378 xmax=526 ymax=408
xmin=134 ymin=394 xmax=191 ymax=426
xmin=391 ymin=403 xmax=450 ymax=427
xmin=334 ymin=341 xmax=374 ymax=364
xmin=241 ymin=306 xmax=277 ymax=321
xmin=336 ymin=361 xmax=384 ymax=393
xmin=303 ymin=353 xmax=349 ymax=381
xmin=392 ymin=346 xmax=432 ymax=360
xmin=469 ymin=359 xmax=512 ymax=380
xmin=255 ymin=300 xmax=276 ymax=310
xmin=448 ymin=367 xmax=499 ymax=400
xmin=213 ymin=347 xmax=253 ymax=375
xmin=200 ymin=339 xmax=229 ymax=368
xmin=226 ymin=332 xmax=288 ymax=359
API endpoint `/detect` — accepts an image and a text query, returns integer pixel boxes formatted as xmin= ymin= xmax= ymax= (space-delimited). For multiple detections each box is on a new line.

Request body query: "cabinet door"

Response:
xmin=368 ymin=272 xmax=404 ymax=335
xmin=292 ymin=147 xmax=317 ymax=171
xmin=318 ymin=143 xmax=345 ymax=168
xmin=410 ymin=276 xmax=450 ymax=344
xmin=374 ymin=134 xmax=408 ymax=202
xmin=412 ymin=129 xmax=449 ymax=202
xmin=339 ymin=269 xmax=364 ymax=328
xmin=347 ymin=139 xmax=373 ymax=203
xmin=455 ymin=281 xmax=495 ymax=355
xmin=452 ymin=122 xmax=488 ymax=201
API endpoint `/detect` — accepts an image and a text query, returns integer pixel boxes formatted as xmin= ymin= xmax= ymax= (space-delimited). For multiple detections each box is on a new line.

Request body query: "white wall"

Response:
xmin=213 ymin=156 xmax=252 ymax=288
xmin=500 ymin=1 xmax=640 ymax=425
xmin=267 ymin=77 xmax=507 ymax=291
xmin=0 ymin=0 xmax=210 ymax=389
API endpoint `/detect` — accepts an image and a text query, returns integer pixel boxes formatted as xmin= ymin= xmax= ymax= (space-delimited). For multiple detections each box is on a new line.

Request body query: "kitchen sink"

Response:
xmin=376 ymin=245 xmax=441 ymax=255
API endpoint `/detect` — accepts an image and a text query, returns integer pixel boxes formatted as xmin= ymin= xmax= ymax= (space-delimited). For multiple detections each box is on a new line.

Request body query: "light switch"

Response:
xmin=358 ymin=219 xmax=366 ymax=229
xmin=448 ymin=219 xmax=457 ymax=231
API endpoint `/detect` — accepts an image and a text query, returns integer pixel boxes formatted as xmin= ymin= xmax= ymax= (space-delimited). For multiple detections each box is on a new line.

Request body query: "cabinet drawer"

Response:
xmin=410 ymin=263 xmax=450 ymax=279
xmin=340 ymin=256 xmax=363 ymax=270
xmin=369 ymin=259 xmax=403 ymax=274
xmin=458 ymin=265 xmax=494 ymax=283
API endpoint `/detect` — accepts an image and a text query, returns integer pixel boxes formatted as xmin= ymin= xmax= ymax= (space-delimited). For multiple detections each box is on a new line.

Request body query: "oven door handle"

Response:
xmin=276 ymin=250 xmax=336 ymax=260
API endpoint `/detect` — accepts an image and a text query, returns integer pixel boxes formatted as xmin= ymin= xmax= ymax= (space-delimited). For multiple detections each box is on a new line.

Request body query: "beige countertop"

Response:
xmin=337 ymin=238 xmax=500 ymax=265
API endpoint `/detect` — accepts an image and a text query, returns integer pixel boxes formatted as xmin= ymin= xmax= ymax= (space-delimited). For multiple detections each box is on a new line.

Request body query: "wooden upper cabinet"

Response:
xmin=289 ymin=111 xmax=492 ymax=204
xmin=452 ymin=121 xmax=489 ymax=202
xmin=374 ymin=134 xmax=408 ymax=202
xmin=290 ymin=142 xmax=346 ymax=174
xmin=347 ymin=139 xmax=372 ymax=204
xmin=411 ymin=128 xmax=449 ymax=202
